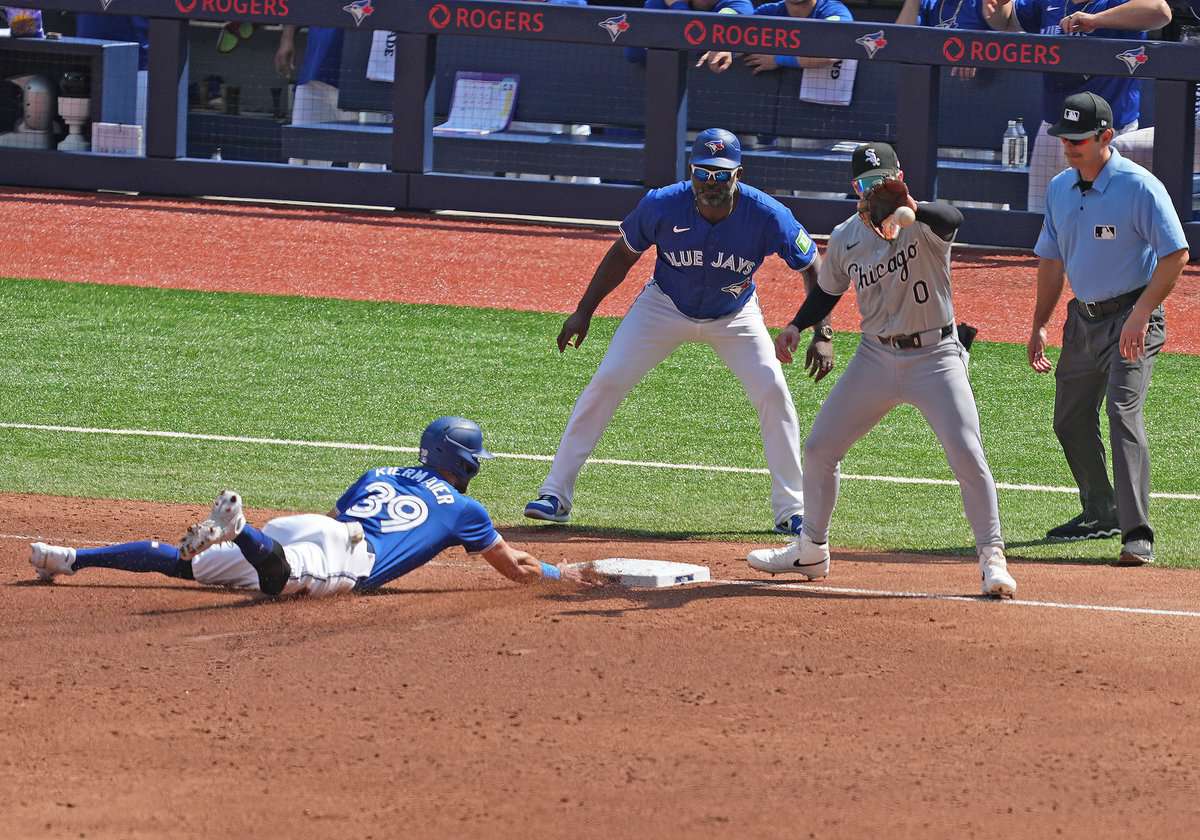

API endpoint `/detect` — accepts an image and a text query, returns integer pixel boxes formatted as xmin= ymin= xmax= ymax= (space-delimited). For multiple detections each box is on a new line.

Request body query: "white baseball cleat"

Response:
xmin=747 ymin=532 xmax=831 ymax=580
xmin=30 ymin=542 xmax=77 ymax=582
xmin=178 ymin=490 xmax=247 ymax=561
xmin=979 ymin=546 xmax=1016 ymax=598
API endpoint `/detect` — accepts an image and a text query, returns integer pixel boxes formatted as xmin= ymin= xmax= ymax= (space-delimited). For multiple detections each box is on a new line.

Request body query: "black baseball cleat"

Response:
xmin=1046 ymin=513 xmax=1120 ymax=541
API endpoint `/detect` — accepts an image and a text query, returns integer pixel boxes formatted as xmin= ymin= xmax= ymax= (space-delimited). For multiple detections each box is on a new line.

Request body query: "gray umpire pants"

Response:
xmin=1053 ymin=299 xmax=1165 ymax=542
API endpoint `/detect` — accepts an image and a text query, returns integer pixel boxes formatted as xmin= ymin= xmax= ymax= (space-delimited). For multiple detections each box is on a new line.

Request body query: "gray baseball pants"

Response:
xmin=1053 ymin=299 xmax=1165 ymax=541
xmin=801 ymin=330 xmax=1004 ymax=552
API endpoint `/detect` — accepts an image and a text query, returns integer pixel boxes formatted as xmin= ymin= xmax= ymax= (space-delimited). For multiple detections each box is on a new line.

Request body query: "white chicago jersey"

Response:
xmin=818 ymin=210 xmax=956 ymax=337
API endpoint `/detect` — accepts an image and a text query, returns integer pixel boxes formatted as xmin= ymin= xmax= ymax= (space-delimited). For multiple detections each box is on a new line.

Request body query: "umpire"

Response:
xmin=1028 ymin=92 xmax=1189 ymax=565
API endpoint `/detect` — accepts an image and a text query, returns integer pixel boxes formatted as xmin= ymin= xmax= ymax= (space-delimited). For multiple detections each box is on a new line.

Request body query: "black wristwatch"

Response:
xmin=812 ymin=324 xmax=834 ymax=342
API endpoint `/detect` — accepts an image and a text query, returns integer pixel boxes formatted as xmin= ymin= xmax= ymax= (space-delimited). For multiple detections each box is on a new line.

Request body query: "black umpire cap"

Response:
xmin=1047 ymin=92 xmax=1113 ymax=140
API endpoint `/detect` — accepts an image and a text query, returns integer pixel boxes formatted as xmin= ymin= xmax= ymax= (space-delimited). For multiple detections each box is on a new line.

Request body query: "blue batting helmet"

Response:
xmin=691 ymin=128 xmax=741 ymax=169
xmin=418 ymin=416 xmax=494 ymax=484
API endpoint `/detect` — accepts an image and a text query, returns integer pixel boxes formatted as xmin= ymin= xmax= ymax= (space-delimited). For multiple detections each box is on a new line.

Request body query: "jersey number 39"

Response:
xmin=345 ymin=481 xmax=429 ymax=533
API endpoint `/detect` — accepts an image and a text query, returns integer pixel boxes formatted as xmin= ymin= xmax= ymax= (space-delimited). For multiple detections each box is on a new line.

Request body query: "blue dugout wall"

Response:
xmin=1 ymin=0 xmax=1198 ymax=251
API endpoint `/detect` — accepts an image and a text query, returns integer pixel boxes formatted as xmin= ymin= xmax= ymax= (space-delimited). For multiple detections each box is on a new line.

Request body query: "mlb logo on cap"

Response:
xmin=1064 ymin=108 xmax=1080 ymax=122
xmin=1048 ymin=92 xmax=1113 ymax=140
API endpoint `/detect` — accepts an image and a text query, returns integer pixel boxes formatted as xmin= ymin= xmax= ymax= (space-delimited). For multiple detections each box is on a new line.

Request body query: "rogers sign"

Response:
xmin=682 ymin=19 xmax=802 ymax=50
xmin=428 ymin=3 xmax=545 ymax=33
xmin=175 ymin=0 xmax=288 ymax=14
xmin=942 ymin=35 xmax=1061 ymax=67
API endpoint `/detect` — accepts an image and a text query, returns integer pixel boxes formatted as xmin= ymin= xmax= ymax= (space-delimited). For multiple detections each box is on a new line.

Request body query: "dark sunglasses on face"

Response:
xmin=692 ymin=165 xmax=736 ymax=183
xmin=852 ymin=173 xmax=891 ymax=196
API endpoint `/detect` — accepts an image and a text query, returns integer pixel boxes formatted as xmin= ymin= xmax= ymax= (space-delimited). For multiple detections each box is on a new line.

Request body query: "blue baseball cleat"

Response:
xmin=524 ymin=494 xmax=570 ymax=523
xmin=774 ymin=514 xmax=804 ymax=536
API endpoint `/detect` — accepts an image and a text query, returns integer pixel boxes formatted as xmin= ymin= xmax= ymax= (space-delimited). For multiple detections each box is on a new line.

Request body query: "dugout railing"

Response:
xmin=1 ymin=0 xmax=1197 ymax=251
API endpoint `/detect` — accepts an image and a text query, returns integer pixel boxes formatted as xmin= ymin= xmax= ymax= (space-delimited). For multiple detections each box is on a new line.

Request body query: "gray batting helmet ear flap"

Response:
xmin=418 ymin=416 xmax=494 ymax=484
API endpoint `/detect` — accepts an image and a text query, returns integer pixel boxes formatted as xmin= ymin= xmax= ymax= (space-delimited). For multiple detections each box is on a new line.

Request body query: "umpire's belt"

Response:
xmin=1079 ymin=287 xmax=1146 ymax=320
xmin=876 ymin=324 xmax=952 ymax=350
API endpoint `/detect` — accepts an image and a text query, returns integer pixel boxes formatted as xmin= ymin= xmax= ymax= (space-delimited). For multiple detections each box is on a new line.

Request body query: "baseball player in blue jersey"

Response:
xmin=627 ymin=0 xmax=755 ymax=71
xmin=986 ymin=0 xmax=1172 ymax=211
xmin=29 ymin=418 xmax=591 ymax=595
xmin=743 ymin=0 xmax=855 ymax=76
xmin=524 ymin=128 xmax=833 ymax=535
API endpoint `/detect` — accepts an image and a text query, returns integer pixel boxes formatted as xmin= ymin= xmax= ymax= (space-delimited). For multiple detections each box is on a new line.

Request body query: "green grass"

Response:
xmin=2 ymin=277 xmax=1198 ymax=565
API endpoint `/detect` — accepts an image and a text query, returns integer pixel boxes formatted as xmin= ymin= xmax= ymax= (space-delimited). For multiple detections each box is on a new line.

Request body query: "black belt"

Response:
xmin=877 ymin=324 xmax=953 ymax=350
xmin=1079 ymin=287 xmax=1145 ymax=320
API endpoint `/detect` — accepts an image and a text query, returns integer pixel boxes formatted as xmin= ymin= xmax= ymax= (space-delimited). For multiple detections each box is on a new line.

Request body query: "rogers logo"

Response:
xmin=431 ymin=4 xmax=545 ymax=33
xmin=175 ymin=0 xmax=289 ymax=15
xmin=428 ymin=3 xmax=451 ymax=28
xmin=943 ymin=36 xmax=964 ymax=62
xmin=942 ymin=36 xmax=1061 ymax=66
xmin=683 ymin=19 xmax=801 ymax=50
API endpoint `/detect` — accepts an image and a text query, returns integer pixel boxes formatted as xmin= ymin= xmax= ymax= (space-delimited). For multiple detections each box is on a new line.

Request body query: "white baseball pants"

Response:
xmin=801 ymin=332 xmax=1004 ymax=552
xmin=191 ymin=514 xmax=374 ymax=597
xmin=1112 ymin=116 xmax=1200 ymax=173
xmin=539 ymin=282 xmax=805 ymax=523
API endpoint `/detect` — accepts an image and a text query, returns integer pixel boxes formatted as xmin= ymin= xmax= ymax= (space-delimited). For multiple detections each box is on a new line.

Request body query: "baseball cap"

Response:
xmin=1047 ymin=92 xmax=1112 ymax=140
xmin=691 ymin=128 xmax=741 ymax=169
xmin=851 ymin=142 xmax=900 ymax=180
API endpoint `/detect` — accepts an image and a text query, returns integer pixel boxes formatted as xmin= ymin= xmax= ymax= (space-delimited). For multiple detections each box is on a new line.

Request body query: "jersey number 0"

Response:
xmin=346 ymin=481 xmax=430 ymax=533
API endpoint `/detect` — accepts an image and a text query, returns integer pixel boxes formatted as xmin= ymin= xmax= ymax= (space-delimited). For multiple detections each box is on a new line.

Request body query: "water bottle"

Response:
xmin=1015 ymin=117 xmax=1028 ymax=167
xmin=1002 ymin=120 xmax=1019 ymax=169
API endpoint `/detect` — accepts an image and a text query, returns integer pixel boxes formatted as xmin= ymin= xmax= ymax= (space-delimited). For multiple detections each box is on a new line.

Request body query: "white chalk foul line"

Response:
xmin=3 ymin=530 xmax=1196 ymax=619
xmin=3 ymin=422 xmax=1197 ymax=501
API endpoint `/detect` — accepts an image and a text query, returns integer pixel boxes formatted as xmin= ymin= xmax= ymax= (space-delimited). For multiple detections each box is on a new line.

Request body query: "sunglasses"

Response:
xmin=691 ymin=165 xmax=737 ymax=183
xmin=852 ymin=173 xmax=892 ymax=196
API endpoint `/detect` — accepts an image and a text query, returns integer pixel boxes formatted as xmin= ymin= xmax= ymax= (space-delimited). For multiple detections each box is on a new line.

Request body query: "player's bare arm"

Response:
xmin=1060 ymin=0 xmax=1171 ymax=34
xmin=983 ymin=0 xmax=1019 ymax=31
xmin=1028 ymin=257 xmax=1067 ymax=373
xmin=1120 ymin=247 xmax=1187 ymax=360
xmin=557 ymin=238 xmax=641 ymax=352
xmin=482 ymin=538 xmax=594 ymax=585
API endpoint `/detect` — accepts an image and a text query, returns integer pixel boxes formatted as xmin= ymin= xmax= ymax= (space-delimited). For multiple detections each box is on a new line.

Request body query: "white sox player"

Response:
xmin=747 ymin=142 xmax=1017 ymax=597
xmin=525 ymin=128 xmax=833 ymax=534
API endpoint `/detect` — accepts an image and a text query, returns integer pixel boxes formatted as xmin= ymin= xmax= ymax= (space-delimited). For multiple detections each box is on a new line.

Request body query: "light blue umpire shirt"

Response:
xmin=1034 ymin=147 xmax=1188 ymax=302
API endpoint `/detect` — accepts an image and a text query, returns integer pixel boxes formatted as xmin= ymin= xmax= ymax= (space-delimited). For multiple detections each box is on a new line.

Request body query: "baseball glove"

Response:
xmin=859 ymin=178 xmax=912 ymax=240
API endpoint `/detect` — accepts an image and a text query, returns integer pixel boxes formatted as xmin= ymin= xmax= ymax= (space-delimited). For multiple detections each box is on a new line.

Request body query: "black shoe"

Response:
xmin=1046 ymin=512 xmax=1120 ymax=541
xmin=1116 ymin=538 xmax=1154 ymax=566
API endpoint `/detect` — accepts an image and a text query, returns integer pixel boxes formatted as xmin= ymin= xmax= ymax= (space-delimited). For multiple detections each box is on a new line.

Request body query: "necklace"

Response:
xmin=934 ymin=0 xmax=967 ymax=28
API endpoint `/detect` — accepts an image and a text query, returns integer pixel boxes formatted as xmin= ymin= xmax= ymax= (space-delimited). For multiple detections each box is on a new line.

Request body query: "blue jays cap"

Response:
xmin=691 ymin=128 xmax=741 ymax=169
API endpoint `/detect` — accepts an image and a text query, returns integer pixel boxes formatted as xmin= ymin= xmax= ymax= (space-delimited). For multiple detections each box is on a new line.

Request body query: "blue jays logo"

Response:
xmin=705 ymin=140 xmax=725 ymax=155
xmin=856 ymin=30 xmax=888 ymax=59
xmin=721 ymin=278 xmax=751 ymax=297
xmin=344 ymin=0 xmax=375 ymax=25
xmin=599 ymin=14 xmax=630 ymax=42
xmin=1116 ymin=46 xmax=1148 ymax=75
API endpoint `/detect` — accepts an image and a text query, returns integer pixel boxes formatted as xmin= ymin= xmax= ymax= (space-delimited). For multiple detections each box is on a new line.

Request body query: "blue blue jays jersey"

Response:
xmin=620 ymin=181 xmax=817 ymax=319
xmin=755 ymin=0 xmax=853 ymax=20
xmin=916 ymin=0 xmax=990 ymax=30
xmin=298 ymin=27 xmax=343 ymax=88
xmin=1015 ymin=0 xmax=1144 ymax=127
xmin=334 ymin=467 xmax=500 ymax=590
xmin=76 ymin=15 xmax=150 ymax=71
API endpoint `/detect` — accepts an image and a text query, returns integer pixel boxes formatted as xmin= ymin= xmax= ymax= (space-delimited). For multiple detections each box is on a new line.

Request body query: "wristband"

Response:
xmin=540 ymin=562 xmax=562 ymax=580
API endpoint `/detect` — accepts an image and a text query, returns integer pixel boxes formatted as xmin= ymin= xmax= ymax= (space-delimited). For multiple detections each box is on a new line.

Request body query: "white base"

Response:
xmin=58 ymin=133 xmax=90 ymax=152
xmin=568 ymin=558 xmax=711 ymax=588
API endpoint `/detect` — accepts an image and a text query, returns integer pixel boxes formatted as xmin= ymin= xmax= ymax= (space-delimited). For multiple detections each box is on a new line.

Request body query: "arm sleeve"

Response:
xmin=776 ymin=213 xmax=818 ymax=270
xmin=1136 ymin=179 xmax=1190 ymax=259
xmin=457 ymin=498 xmax=503 ymax=555
xmin=788 ymin=286 xmax=844 ymax=330
xmin=1033 ymin=211 xmax=1062 ymax=261
xmin=776 ymin=55 xmax=801 ymax=68
xmin=915 ymin=200 xmax=963 ymax=242
xmin=618 ymin=192 xmax=657 ymax=254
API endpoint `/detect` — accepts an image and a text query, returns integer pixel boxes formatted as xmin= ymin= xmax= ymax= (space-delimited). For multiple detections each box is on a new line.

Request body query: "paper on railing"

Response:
xmin=800 ymin=59 xmax=857 ymax=107
xmin=433 ymin=73 xmax=519 ymax=135
xmin=366 ymin=30 xmax=396 ymax=83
